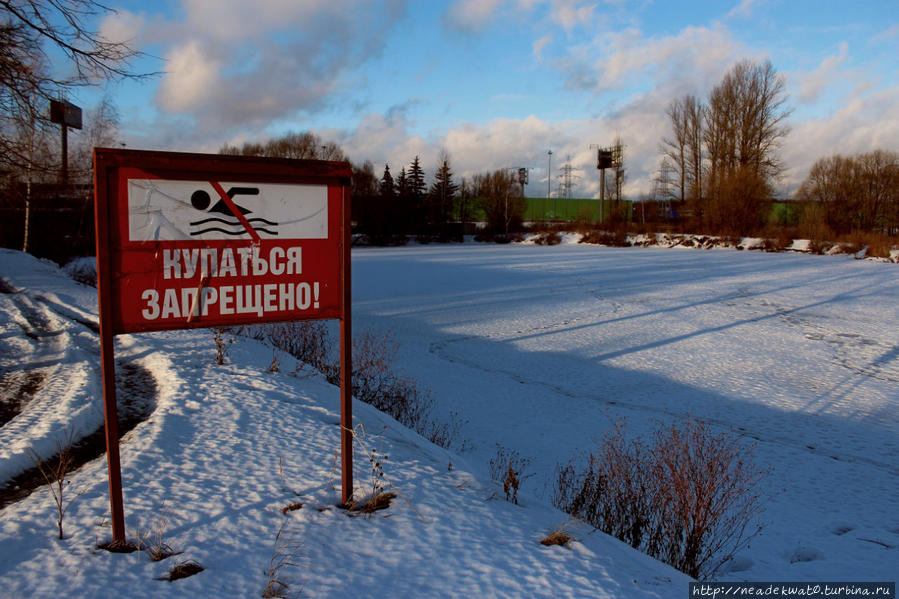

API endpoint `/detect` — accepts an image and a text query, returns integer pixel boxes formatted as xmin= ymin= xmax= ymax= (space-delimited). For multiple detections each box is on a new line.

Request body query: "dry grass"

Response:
xmin=489 ymin=445 xmax=533 ymax=505
xmin=347 ymin=491 xmax=397 ymax=515
xmin=137 ymin=506 xmax=180 ymax=562
xmin=540 ymin=530 xmax=572 ymax=547
xmin=280 ymin=502 xmax=303 ymax=515
xmin=259 ymin=323 xmax=463 ymax=450
xmin=212 ymin=327 xmax=234 ymax=365
xmin=157 ymin=560 xmax=204 ymax=582
xmin=579 ymin=229 xmax=631 ymax=247
xmin=261 ymin=524 xmax=302 ymax=598
xmin=532 ymin=231 xmax=562 ymax=245
xmin=96 ymin=539 xmax=140 ymax=553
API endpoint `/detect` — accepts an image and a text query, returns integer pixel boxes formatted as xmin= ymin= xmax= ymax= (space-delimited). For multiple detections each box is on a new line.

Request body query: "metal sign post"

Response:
xmin=50 ymin=100 xmax=82 ymax=184
xmin=94 ymin=148 xmax=354 ymax=542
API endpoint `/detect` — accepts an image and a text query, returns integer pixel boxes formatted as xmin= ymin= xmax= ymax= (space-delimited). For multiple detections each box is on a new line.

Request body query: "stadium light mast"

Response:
xmin=547 ymin=149 xmax=553 ymax=220
xmin=547 ymin=150 xmax=552 ymax=199
xmin=591 ymin=142 xmax=623 ymax=223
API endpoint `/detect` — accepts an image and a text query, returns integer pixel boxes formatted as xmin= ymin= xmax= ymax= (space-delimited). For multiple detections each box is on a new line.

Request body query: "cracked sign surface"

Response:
xmin=127 ymin=179 xmax=328 ymax=241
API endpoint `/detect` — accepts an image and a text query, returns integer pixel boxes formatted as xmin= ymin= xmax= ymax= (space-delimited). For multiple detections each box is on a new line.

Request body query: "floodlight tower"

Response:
xmin=547 ymin=150 xmax=553 ymax=199
xmin=590 ymin=142 xmax=623 ymax=222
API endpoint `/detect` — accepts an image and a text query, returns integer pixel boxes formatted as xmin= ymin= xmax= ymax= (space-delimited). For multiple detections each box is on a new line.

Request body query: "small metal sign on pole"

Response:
xmin=93 ymin=148 xmax=353 ymax=543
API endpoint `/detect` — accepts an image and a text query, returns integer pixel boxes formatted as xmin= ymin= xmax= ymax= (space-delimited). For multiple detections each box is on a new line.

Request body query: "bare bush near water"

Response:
xmin=250 ymin=322 xmax=464 ymax=449
xmin=554 ymin=418 xmax=767 ymax=578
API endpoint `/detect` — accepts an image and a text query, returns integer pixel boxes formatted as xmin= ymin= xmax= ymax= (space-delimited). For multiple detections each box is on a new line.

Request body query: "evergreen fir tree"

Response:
xmin=396 ymin=167 xmax=408 ymax=199
xmin=408 ymin=156 xmax=426 ymax=198
xmin=379 ymin=164 xmax=395 ymax=198
xmin=430 ymin=158 xmax=460 ymax=238
xmin=407 ymin=156 xmax=427 ymax=234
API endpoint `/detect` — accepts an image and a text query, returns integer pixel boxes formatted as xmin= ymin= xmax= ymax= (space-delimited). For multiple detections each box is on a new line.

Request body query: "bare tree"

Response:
xmin=474 ymin=169 xmax=524 ymax=236
xmin=220 ymin=131 xmax=347 ymax=161
xmin=703 ymin=59 xmax=790 ymax=234
xmin=661 ymin=98 xmax=688 ymax=204
xmin=71 ymin=93 xmax=119 ymax=180
xmin=1 ymin=0 xmax=149 ymax=175
xmin=797 ymin=150 xmax=899 ymax=236
xmin=683 ymin=95 xmax=704 ymax=214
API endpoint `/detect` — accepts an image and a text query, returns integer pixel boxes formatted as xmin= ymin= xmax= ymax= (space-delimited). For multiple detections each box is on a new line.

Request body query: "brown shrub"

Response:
xmin=259 ymin=324 xmax=462 ymax=449
xmin=532 ymin=231 xmax=562 ymax=245
xmin=579 ymin=230 xmax=631 ymax=247
xmin=553 ymin=418 xmax=767 ymax=578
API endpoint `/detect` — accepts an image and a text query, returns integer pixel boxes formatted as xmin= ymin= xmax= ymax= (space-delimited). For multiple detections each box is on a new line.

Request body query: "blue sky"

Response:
xmin=78 ymin=0 xmax=898 ymax=197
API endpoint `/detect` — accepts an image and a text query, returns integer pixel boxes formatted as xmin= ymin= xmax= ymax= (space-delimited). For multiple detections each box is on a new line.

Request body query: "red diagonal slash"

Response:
xmin=209 ymin=180 xmax=261 ymax=243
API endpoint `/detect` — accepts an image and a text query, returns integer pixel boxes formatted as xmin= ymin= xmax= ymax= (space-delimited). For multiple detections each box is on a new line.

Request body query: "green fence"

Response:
xmin=524 ymin=197 xmax=632 ymax=222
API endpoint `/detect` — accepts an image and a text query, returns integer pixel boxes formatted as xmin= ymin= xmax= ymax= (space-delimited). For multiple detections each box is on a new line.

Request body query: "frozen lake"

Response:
xmin=353 ymin=242 xmax=899 ymax=581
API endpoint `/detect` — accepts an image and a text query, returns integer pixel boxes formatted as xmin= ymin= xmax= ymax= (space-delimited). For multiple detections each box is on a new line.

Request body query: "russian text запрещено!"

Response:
xmin=140 ymin=282 xmax=320 ymax=320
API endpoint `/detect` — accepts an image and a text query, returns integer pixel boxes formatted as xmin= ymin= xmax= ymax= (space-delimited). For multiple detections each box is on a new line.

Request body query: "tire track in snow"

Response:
xmin=0 ymin=285 xmax=159 ymax=490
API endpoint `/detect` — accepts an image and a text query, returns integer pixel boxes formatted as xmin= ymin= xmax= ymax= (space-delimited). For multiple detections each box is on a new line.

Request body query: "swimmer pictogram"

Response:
xmin=189 ymin=185 xmax=278 ymax=238
xmin=127 ymin=178 xmax=329 ymax=242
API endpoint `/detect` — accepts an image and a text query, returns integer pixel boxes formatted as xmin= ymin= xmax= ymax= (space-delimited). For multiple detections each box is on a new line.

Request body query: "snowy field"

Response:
xmin=0 ymin=241 xmax=896 ymax=596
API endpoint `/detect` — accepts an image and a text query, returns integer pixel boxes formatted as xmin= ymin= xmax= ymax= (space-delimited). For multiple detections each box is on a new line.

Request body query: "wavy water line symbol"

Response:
xmin=189 ymin=216 xmax=278 ymax=236
xmin=188 ymin=184 xmax=277 ymax=240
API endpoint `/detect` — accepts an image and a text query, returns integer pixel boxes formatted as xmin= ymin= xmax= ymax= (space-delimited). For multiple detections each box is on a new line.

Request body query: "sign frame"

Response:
xmin=94 ymin=148 xmax=354 ymax=543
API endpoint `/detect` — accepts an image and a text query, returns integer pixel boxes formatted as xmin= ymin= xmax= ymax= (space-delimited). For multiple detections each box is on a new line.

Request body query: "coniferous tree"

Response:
xmin=429 ymin=156 xmax=459 ymax=239
xmin=379 ymin=164 xmax=395 ymax=198
xmin=351 ymin=160 xmax=378 ymax=235
xmin=395 ymin=166 xmax=410 ymax=235
xmin=371 ymin=164 xmax=395 ymax=242
xmin=407 ymin=156 xmax=426 ymax=197
xmin=407 ymin=156 xmax=426 ymax=234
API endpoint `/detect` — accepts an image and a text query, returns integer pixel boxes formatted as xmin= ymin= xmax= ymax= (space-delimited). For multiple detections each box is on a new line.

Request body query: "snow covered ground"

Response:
xmin=0 ymin=248 xmax=688 ymax=598
xmin=0 ymin=239 xmax=896 ymax=597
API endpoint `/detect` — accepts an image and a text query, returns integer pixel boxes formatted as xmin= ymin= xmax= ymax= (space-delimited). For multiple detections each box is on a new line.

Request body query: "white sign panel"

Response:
xmin=127 ymin=179 xmax=328 ymax=241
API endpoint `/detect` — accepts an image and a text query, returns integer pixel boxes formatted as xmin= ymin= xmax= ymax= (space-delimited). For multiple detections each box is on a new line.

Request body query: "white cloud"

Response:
xmin=726 ymin=0 xmax=759 ymax=19
xmin=549 ymin=0 xmax=597 ymax=32
xmin=157 ymin=41 xmax=222 ymax=113
xmin=798 ymin=42 xmax=849 ymax=104
xmin=444 ymin=0 xmax=504 ymax=32
xmin=533 ymin=35 xmax=553 ymax=60
xmin=98 ymin=9 xmax=146 ymax=45
xmin=781 ymin=86 xmax=899 ymax=191
xmin=132 ymin=0 xmax=407 ymax=139
xmin=552 ymin=24 xmax=744 ymax=98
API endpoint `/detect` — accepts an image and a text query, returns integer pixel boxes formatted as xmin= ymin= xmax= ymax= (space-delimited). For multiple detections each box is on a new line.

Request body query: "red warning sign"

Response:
xmin=93 ymin=149 xmax=355 ymax=543
xmin=94 ymin=149 xmax=352 ymax=334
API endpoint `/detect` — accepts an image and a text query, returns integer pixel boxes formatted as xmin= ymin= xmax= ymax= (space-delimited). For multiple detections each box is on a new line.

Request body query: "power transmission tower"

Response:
xmin=558 ymin=156 xmax=579 ymax=200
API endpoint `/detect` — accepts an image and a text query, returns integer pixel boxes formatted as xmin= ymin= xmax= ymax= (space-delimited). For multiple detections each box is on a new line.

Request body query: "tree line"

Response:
xmin=351 ymin=156 xmax=525 ymax=243
xmin=223 ymin=134 xmax=526 ymax=243
xmin=659 ymin=58 xmax=897 ymax=239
